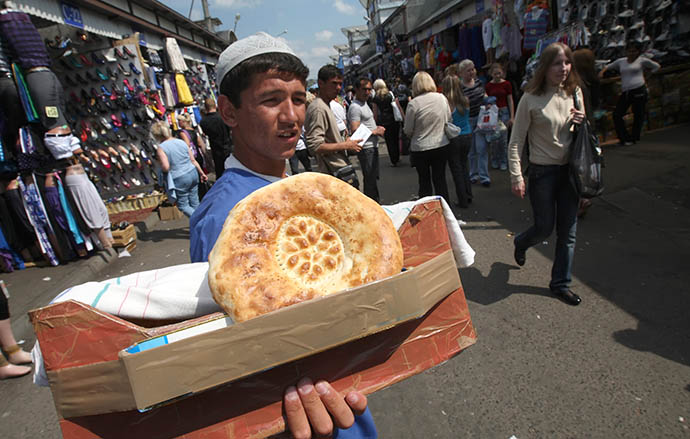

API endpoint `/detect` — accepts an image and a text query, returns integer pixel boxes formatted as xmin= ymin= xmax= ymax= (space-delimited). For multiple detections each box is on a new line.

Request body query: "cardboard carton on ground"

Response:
xmin=111 ymin=224 xmax=136 ymax=248
xmin=30 ymin=200 xmax=477 ymax=439
xmin=158 ymin=205 xmax=184 ymax=221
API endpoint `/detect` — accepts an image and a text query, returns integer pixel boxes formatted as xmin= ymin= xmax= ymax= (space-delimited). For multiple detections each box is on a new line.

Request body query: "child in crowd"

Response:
xmin=485 ymin=63 xmax=514 ymax=170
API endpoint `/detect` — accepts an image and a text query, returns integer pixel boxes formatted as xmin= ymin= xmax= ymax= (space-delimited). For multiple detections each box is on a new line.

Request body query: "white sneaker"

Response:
xmin=657 ymin=0 xmax=671 ymax=11
xmin=618 ymin=9 xmax=634 ymax=17
xmin=611 ymin=25 xmax=624 ymax=32
xmin=657 ymin=30 xmax=669 ymax=40
xmin=630 ymin=21 xmax=645 ymax=30
xmin=651 ymin=16 xmax=663 ymax=24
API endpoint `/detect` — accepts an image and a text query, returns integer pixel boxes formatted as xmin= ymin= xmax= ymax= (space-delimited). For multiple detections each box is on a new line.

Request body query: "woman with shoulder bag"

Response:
xmin=372 ymin=79 xmax=404 ymax=167
xmin=403 ymin=71 xmax=451 ymax=202
xmin=442 ymin=74 xmax=473 ymax=208
xmin=509 ymin=42 xmax=586 ymax=306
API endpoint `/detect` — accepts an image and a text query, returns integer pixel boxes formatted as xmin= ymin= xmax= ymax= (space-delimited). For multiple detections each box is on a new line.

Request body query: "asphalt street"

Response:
xmin=1 ymin=124 xmax=689 ymax=438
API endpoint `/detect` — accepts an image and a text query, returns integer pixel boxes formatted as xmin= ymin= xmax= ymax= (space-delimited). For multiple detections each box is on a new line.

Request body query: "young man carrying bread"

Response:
xmin=189 ymin=32 xmax=377 ymax=439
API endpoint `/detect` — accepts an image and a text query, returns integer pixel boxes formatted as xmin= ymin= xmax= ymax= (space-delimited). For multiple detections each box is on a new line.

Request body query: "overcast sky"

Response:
xmin=160 ymin=0 xmax=367 ymax=79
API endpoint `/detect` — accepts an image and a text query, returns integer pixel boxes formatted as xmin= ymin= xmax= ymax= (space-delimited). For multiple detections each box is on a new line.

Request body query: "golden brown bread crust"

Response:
xmin=207 ymin=172 xmax=404 ymax=322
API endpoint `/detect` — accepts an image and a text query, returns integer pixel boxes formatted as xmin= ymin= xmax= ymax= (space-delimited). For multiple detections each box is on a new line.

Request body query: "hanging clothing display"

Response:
xmin=523 ymin=7 xmax=550 ymax=50
xmin=64 ymin=172 xmax=110 ymax=231
xmin=165 ymin=37 xmax=188 ymax=72
xmin=17 ymin=176 xmax=59 ymax=266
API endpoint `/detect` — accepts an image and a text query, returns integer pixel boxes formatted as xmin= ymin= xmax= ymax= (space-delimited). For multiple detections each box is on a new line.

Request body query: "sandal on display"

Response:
xmin=114 ymin=47 xmax=128 ymax=60
xmin=95 ymin=68 xmax=108 ymax=81
xmin=111 ymin=114 xmax=123 ymax=128
xmin=106 ymin=66 xmax=118 ymax=80
xmin=109 ymin=177 xmax=120 ymax=191
xmin=123 ymin=78 xmax=135 ymax=92
xmin=123 ymin=46 xmax=136 ymax=58
xmin=117 ymin=62 xmax=131 ymax=77
xmin=103 ymin=50 xmax=117 ymax=63
xmin=129 ymin=143 xmax=143 ymax=168
xmin=129 ymin=62 xmax=141 ymax=75
xmin=96 ymin=149 xmax=111 ymax=169
xmin=117 ymin=145 xmax=131 ymax=166
xmin=140 ymin=170 xmax=150 ymax=184
xmin=130 ymin=175 xmax=141 ymax=186
xmin=91 ymin=52 xmax=105 ymax=65
xmin=120 ymin=175 xmax=131 ymax=189
xmin=107 ymin=146 xmax=123 ymax=172
xmin=121 ymin=112 xmax=132 ymax=126
xmin=78 ymin=54 xmax=93 ymax=67
xmin=139 ymin=147 xmax=152 ymax=166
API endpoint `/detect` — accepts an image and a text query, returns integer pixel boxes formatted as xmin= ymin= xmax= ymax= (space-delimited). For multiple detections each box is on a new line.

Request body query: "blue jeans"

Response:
xmin=356 ymin=147 xmax=379 ymax=202
xmin=173 ymin=170 xmax=200 ymax=217
xmin=490 ymin=107 xmax=510 ymax=169
xmin=514 ymin=164 xmax=578 ymax=292
xmin=468 ymin=116 xmax=490 ymax=184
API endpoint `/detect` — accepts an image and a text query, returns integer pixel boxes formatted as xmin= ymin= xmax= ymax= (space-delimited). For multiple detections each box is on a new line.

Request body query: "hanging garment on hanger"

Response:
xmin=523 ymin=7 xmax=550 ymax=49
xmin=0 ymin=226 xmax=24 ymax=272
xmin=162 ymin=75 xmax=175 ymax=107
xmin=175 ymin=73 xmax=193 ymax=105
xmin=63 ymin=172 xmax=109 ymax=232
xmin=482 ymin=18 xmax=493 ymax=51
xmin=17 ymin=176 xmax=59 ymax=266
xmin=164 ymin=38 xmax=188 ymax=72
xmin=0 ymin=10 xmax=50 ymax=69
xmin=55 ymin=174 xmax=84 ymax=247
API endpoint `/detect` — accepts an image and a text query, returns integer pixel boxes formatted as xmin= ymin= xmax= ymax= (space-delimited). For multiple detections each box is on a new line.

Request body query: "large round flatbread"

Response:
xmin=208 ymin=172 xmax=404 ymax=322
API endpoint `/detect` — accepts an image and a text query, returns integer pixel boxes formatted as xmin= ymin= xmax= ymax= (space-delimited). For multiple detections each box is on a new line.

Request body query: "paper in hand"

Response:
xmin=350 ymin=123 xmax=372 ymax=145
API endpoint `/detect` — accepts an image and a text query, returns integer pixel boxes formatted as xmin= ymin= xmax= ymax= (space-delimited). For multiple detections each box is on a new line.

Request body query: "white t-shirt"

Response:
xmin=482 ymin=18 xmax=493 ymax=50
xmin=606 ymin=56 xmax=660 ymax=92
xmin=347 ymin=99 xmax=378 ymax=149
xmin=329 ymin=100 xmax=347 ymax=133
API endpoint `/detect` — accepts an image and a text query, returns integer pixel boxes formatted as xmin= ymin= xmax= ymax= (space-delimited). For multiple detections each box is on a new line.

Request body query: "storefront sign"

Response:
xmin=61 ymin=2 xmax=84 ymax=29
xmin=476 ymin=0 xmax=484 ymax=14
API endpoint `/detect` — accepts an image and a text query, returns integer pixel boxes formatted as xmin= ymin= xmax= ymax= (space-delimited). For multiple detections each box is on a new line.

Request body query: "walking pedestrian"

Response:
xmin=442 ymin=75 xmax=473 ymax=208
xmin=372 ymin=79 xmax=403 ymax=167
xmin=152 ymin=120 xmax=207 ymax=218
xmin=459 ymin=59 xmax=490 ymax=187
xmin=599 ymin=40 xmax=660 ymax=146
xmin=304 ymin=65 xmax=362 ymax=187
xmin=509 ymin=42 xmax=586 ymax=306
xmin=403 ymin=71 xmax=451 ymax=203
xmin=348 ymin=77 xmax=386 ymax=202
xmin=485 ymin=63 xmax=514 ymax=170
xmin=199 ymin=97 xmax=233 ymax=178
xmin=0 ymin=290 xmax=32 ymax=379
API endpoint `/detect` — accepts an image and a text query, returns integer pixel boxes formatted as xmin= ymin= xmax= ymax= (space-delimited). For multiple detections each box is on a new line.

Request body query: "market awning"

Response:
xmin=16 ymin=0 xmax=131 ymax=40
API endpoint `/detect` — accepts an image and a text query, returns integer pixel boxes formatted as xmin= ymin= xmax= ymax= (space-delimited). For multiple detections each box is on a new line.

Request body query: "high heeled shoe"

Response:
xmin=117 ymin=145 xmax=131 ymax=167
xmin=129 ymin=62 xmax=141 ymax=75
xmin=123 ymin=45 xmax=136 ymax=58
xmin=114 ymin=47 xmax=128 ymax=60
xmin=107 ymin=146 xmax=123 ymax=172
xmin=96 ymin=149 xmax=111 ymax=169
xmin=118 ymin=62 xmax=131 ymax=77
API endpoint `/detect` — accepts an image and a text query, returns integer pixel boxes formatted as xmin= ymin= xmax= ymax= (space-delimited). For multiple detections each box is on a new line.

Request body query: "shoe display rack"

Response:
xmin=558 ymin=0 xmax=686 ymax=64
xmin=54 ymin=42 xmax=160 ymax=198
xmin=51 ymin=34 xmax=217 ymax=204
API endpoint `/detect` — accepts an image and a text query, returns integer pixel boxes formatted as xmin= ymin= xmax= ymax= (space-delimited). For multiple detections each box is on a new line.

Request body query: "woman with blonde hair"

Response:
xmin=152 ymin=120 xmax=208 ymax=217
xmin=372 ymin=78 xmax=404 ymax=167
xmin=442 ymin=74 xmax=473 ymax=208
xmin=509 ymin=42 xmax=585 ymax=306
xmin=403 ymin=71 xmax=451 ymax=202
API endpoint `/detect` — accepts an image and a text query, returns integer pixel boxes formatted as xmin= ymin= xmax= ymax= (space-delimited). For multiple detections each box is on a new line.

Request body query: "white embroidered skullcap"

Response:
xmin=217 ymin=32 xmax=296 ymax=86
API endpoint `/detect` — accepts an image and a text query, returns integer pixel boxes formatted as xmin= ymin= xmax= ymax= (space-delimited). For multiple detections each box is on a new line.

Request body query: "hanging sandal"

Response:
xmin=123 ymin=46 xmax=136 ymax=58
xmin=117 ymin=145 xmax=131 ymax=166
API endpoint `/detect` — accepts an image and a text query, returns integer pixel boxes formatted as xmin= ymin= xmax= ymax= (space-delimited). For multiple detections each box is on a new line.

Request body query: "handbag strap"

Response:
xmin=572 ymin=86 xmax=582 ymax=111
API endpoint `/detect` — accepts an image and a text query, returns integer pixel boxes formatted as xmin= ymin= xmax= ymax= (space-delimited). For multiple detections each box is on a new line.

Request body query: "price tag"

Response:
xmin=45 ymin=107 xmax=59 ymax=118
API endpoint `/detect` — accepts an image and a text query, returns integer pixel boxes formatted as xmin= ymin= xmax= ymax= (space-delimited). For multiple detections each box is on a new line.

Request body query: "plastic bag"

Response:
xmin=569 ymin=93 xmax=604 ymax=198
xmin=476 ymin=104 xmax=498 ymax=131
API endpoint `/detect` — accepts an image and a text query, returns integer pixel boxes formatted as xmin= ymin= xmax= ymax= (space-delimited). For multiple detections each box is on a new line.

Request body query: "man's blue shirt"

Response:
xmin=189 ymin=168 xmax=271 ymax=263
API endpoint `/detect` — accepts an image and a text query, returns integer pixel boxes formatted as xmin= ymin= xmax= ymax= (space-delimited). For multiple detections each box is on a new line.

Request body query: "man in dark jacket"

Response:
xmin=199 ymin=97 xmax=233 ymax=177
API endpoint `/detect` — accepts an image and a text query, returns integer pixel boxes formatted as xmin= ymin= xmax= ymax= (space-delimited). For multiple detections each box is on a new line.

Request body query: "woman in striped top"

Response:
xmin=458 ymin=59 xmax=490 ymax=187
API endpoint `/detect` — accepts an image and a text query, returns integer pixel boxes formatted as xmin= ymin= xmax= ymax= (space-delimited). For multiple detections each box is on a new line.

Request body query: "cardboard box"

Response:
xmin=111 ymin=224 xmax=136 ymax=248
xmin=30 ymin=200 xmax=477 ymax=438
xmin=158 ymin=205 xmax=183 ymax=221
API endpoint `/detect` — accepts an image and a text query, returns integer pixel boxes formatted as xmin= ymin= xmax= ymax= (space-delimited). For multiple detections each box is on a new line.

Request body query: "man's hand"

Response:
xmin=284 ymin=378 xmax=367 ymax=439
xmin=200 ymin=172 xmax=208 ymax=183
xmin=372 ymin=126 xmax=386 ymax=136
xmin=342 ymin=139 xmax=363 ymax=153
xmin=512 ymin=180 xmax=525 ymax=199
